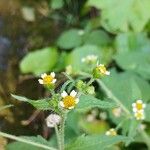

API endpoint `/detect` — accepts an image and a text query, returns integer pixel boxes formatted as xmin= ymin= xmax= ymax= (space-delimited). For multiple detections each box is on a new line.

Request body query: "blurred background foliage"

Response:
xmin=0 ymin=0 xmax=150 ymax=149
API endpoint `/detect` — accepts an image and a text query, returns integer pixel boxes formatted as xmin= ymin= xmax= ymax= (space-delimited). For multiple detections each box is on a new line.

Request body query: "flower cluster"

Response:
xmin=105 ymin=128 xmax=117 ymax=136
xmin=132 ymin=100 xmax=146 ymax=120
xmin=93 ymin=63 xmax=110 ymax=78
xmin=81 ymin=55 xmax=97 ymax=64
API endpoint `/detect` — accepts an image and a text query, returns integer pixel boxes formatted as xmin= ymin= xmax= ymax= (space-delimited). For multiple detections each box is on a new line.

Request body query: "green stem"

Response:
xmin=140 ymin=130 xmax=150 ymax=149
xmin=60 ymin=112 xmax=67 ymax=150
xmin=54 ymin=125 xmax=61 ymax=150
xmin=87 ymin=78 xmax=94 ymax=86
xmin=0 ymin=131 xmax=57 ymax=150
xmin=97 ymin=79 xmax=131 ymax=116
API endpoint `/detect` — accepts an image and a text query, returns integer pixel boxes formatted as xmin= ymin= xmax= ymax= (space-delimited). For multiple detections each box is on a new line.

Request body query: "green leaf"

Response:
xmin=6 ymin=135 xmax=54 ymax=150
xmin=57 ymin=29 xmax=83 ymax=49
xmin=11 ymin=94 xmax=51 ymax=110
xmin=87 ymin=0 xmax=150 ymax=32
xmin=65 ymin=135 xmax=130 ymax=150
xmin=0 ymin=104 xmax=13 ymax=111
xmin=100 ymin=70 xmax=150 ymax=114
xmin=83 ymin=30 xmax=111 ymax=46
xmin=66 ymin=45 xmax=102 ymax=72
xmin=114 ymin=51 xmax=150 ymax=79
xmin=51 ymin=0 xmax=64 ymax=9
xmin=76 ymin=94 xmax=117 ymax=112
xmin=115 ymin=33 xmax=150 ymax=54
xmin=20 ymin=47 xmax=58 ymax=75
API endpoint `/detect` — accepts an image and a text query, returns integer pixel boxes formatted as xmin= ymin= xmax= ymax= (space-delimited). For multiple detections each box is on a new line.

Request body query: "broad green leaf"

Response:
xmin=115 ymin=33 xmax=150 ymax=54
xmin=100 ymin=70 xmax=150 ymax=114
xmin=79 ymin=118 xmax=109 ymax=134
xmin=114 ymin=51 xmax=150 ymax=79
xmin=20 ymin=47 xmax=58 ymax=75
xmin=76 ymin=94 xmax=117 ymax=112
xmin=11 ymin=94 xmax=51 ymax=110
xmin=87 ymin=0 xmax=150 ymax=32
xmin=83 ymin=30 xmax=111 ymax=46
xmin=65 ymin=135 xmax=130 ymax=150
xmin=6 ymin=135 xmax=54 ymax=150
xmin=57 ymin=29 xmax=83 ymax=49
xmin=66 ymin=45 xmax=104 ymax=72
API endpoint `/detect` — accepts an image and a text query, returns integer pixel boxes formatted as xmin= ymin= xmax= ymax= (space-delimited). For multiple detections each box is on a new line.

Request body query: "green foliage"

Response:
xmin=66 ymin=135 xmax=130 ymax=150
xmin=50 ymin=0 xmax=64 ymax=9
xmin=76 ymin=94 xmax=117 ymax=112
xmin=115 ymin=33 xmax=150 ymax=53
xmin=115 ymin=51 xmax=150 ymax=79
xmin=87 ymin=0 xmax=150 ymax=32
xmin=11 ymin=94 xmax=52 ymax=110
xmin=6 ymin=135 xmax=53 ymax=150
xmin=20 ymin=47 xmax=58 ymax=75
xmin=57 ymin=29 xmax=83 ymax=49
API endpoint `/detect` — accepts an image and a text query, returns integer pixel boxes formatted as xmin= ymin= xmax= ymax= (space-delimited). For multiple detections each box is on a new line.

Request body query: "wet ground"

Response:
xmin=0 ymin=0 xmax=64 ymax=139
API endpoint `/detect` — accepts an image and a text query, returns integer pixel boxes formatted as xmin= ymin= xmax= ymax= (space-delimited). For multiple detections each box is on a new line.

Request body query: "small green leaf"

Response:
xmin=11 ymin=94 xmax=51 ymax=110
xmin=0 ymin=104 xmax=13 ymax=111
xmin=76 ymin=94 xmax=117 ymax=112
xmin=57 ymin=29 xmax=83 ymax=49
xmin=65 ymin=134 xmax=130 ymax=150
xmin=20 ymin=47 xmax=58 ymax=75
xmin=51 ymin=0 xmax=64 ymax=9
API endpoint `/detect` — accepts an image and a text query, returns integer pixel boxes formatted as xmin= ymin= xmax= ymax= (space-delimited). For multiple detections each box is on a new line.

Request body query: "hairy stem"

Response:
xmin=0 ymin=131 xmax=57 ymax=150
xmin=54 ymin=125 xmax=61 ymax=150
xmin=60 ymin=112 xmax=67 ymax=150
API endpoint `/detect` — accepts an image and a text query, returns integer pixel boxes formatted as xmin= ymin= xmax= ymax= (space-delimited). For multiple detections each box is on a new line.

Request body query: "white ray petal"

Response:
xmin=70 ymin=90 xmax=77 ymax=97
xmin=38 ymin=79 xmax=43 ymax=84
xmin=59 ymin=101 xmax=64 ymax=107
xmin=41 ymin=73 xmax=47 ymax=78
xmin=68 ymin=106 xmax=74 ymax=109
xmin=137 ymin=100 xmax=142 ymax=103
xmin=51 ymin=72 xmax=55 ymax=78
xmin=75 ymin=98 xmax=79 ymax=104
xmin=52 ymin=79 xmax=57 ymax=83
xmin=61 ymin=91 xmax=68 ymax=98
xmin=105 ymin=71 xmax=110 ymax=75
xmin=132 ymin=103 xmax=136 ymax=107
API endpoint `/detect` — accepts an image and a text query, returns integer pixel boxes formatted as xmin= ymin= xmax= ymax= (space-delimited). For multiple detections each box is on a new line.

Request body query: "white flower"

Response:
xmin=81 ymin=55 xmax=98 ymax=64
xmin=46 ymin=114 xmax=61 ymax=128
xmin=65 ymin=65 xmax=73 ymax=75
xmin=134 ymin=111 xmax=145 ymax=120
xmin=59 ymin=90 xmax=79 ymax=109
xmin=132 ymin=100 xmax=146 ymax=113
xmin=112 ymin=107 xmax=122 ymax=117
xmin=38 ymin=72 xmax=56 ymax=85
xmin=105 ymin=128 xmax=117 ymax=136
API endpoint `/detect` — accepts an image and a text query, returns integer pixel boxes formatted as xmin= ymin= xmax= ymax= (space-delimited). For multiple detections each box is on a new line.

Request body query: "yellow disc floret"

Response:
xmin=63 ymin=96 xmax=76 ymax=109
xmin=97 ymin=65 xmax=107 ymax=75
xmin=43 ymin=75 xmax=53 ymax=85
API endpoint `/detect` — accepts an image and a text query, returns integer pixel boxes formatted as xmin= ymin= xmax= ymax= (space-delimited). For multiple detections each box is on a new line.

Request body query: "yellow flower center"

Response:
xmin=63 ymin=96 xmax=76 ymax=108
xmin=136 ymin=103 xmax=143 ymax=110
xmin=43 ymin=75 xmax=53 ymax=84
xmin=136 ymin=112 xmax=143 ymax=119
xmin=110 ymin=130 xmax=117 ymax=136
xmin=97 ymin=65 xmax=107 ymax=74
